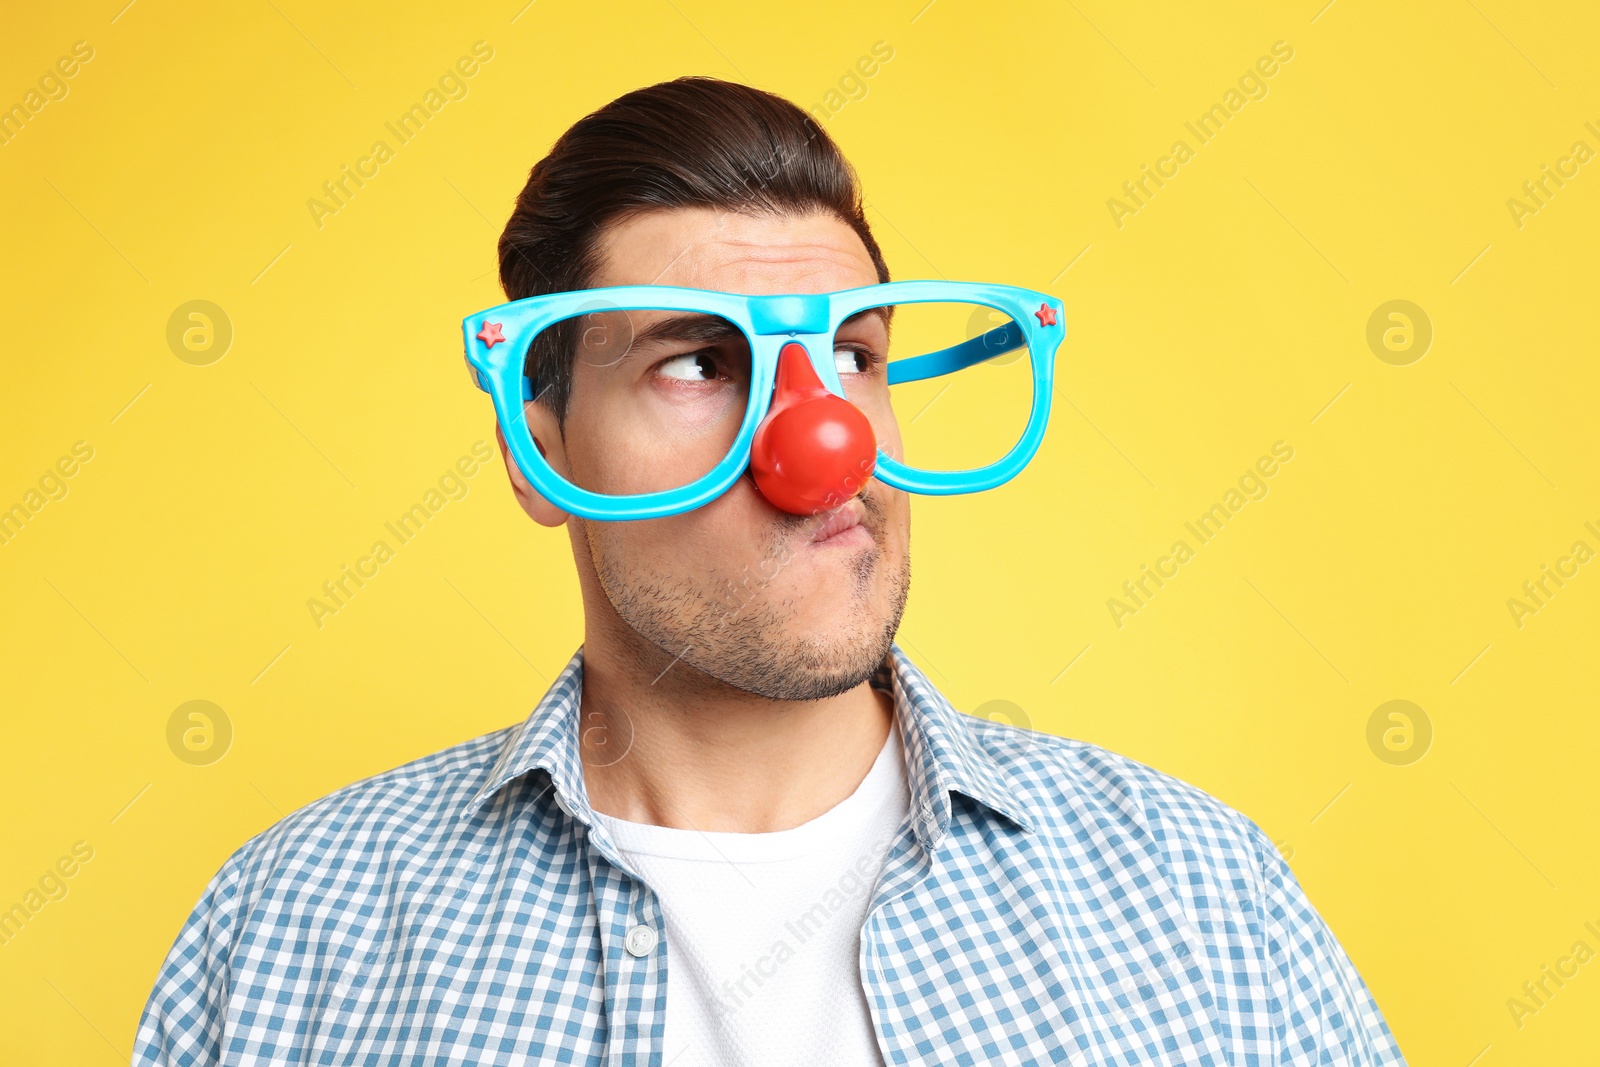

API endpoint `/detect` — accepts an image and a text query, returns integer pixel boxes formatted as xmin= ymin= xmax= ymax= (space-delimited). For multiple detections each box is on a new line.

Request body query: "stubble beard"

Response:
xmin=588 ymin=493 xmax=910 ymax=701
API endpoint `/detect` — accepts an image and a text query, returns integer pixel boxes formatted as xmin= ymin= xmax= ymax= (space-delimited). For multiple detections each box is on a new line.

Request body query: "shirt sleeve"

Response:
xmin=131 ymin=842 xmax=252 ymax=1067
xmin=1242 ymin=817 xmax=1409 ymax=1066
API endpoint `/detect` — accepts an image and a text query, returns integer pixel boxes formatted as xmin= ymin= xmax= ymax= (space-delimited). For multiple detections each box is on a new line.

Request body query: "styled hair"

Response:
xmin=496 ymin=75 xmax=891 ymax=431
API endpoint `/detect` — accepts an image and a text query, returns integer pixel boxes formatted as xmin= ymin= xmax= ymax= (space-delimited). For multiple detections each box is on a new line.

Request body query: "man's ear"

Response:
xmin=495 ymin=405 xmax=570 ymax=528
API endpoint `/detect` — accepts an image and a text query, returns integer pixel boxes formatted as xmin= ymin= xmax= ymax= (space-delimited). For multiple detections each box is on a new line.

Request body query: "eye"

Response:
xmin=656 ymin=351 xmax=724 ymax=382
xmin=834 ymin=346 xmax=878 ymax=375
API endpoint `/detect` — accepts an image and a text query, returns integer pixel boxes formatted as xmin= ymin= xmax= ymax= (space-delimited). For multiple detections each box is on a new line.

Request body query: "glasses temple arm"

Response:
xmin=467 ymin=361 xmax=537 ymax=401
xmin=884 ymin=321 xmax=1026 ymax=386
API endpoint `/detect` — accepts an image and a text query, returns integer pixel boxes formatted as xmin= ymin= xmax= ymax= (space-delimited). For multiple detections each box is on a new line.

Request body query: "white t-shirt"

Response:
xmin=592 ymin=716 xmax=910 ymax=1067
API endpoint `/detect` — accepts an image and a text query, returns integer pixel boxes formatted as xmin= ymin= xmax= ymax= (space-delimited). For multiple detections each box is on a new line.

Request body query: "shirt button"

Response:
xmin=552 ymin=790 xmax=575 ymax=818
xmin=624 ymin=924 xmax=658 ymax=957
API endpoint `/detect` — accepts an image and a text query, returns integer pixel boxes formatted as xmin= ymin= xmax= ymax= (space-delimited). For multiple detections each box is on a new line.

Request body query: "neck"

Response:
xmin=575 ymin=615 xmax=895 ymax=834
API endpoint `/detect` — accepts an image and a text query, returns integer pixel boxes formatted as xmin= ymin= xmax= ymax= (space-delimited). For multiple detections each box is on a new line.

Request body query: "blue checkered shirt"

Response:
xmin=134 ymin=642 xmax=1406 ymax=1065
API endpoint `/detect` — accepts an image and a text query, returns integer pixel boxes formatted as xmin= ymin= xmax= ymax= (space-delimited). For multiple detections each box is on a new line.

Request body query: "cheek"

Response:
xmin=886 ymin=491 xmax=911 ymax=544
xmin=638 ymin=500 xmax=777 ymax=596
xmin=563 ymin=389 xmax=678 ymax=490
xmin=590 ymin=512 xmax=678 ymax=580
xmin=650 ymin=385 xmax=747 ymax=443
xmin=868 ymin=404 xmax=903 ymax=461
xmin=843 ymin=389 xmax=901 ymax=458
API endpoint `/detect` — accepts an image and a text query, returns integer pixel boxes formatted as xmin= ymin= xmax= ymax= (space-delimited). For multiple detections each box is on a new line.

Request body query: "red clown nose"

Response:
xmin=749 ymin=342 xmax=877 ymax=515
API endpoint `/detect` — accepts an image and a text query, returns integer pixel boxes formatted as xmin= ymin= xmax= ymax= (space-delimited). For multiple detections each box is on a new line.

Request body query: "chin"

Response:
xmin=762 ymin=625 xmax=895 ymax=701
xmin=667 ymin=580 xmax=904 ymax=701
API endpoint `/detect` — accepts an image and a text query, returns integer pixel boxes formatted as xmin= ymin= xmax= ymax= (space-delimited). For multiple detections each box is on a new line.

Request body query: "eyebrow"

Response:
xmin=624 ymin=303 xmax=894 ymax=351
xmin=628 ymin=313 xmax=745 ymax=350
xmin=839 ymin=305 xmax=893 ymax=332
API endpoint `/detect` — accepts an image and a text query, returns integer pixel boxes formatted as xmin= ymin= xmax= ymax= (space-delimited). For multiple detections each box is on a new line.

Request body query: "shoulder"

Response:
xmin=136 ymin=723 xmax=532 ymax=1055
xmin=962 ymin=715 xmax=1277 ymax=899
xmin=951 ymin=721 xmax=1406 ymax=1063
xmin=215 ymin=723 xmax=523 ymax=904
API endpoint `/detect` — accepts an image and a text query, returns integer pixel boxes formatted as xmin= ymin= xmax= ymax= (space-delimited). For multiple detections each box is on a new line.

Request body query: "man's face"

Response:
xmin=501 ymin=207 xmax=911 ymax=701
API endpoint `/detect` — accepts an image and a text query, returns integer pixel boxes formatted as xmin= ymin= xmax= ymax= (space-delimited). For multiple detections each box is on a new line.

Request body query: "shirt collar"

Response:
xmin=463 ymin=641 xmax=1037 ymax=849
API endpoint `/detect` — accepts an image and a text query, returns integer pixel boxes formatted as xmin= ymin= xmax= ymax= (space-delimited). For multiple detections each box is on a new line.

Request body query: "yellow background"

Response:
xmin=2 ymin=0 xmax=1596 ymax=1061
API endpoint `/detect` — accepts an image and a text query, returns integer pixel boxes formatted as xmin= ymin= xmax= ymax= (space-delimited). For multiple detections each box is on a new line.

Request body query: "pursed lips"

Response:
xmin=809 ymin=499 xmax=867 ymax=543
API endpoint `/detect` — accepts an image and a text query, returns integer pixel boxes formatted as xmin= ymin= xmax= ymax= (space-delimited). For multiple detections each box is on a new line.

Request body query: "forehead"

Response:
xmin=590 ymin=207 xmax=880 ymax=295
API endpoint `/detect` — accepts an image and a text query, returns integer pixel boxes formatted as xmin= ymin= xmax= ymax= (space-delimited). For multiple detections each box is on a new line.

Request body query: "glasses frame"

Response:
xmin=461 ymin=279 xmax=1064 ymax=521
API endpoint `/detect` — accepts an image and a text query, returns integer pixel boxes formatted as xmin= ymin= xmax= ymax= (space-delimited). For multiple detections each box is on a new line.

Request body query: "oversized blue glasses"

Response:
xmin=461 ymin=280 xmax=1064 ymax=521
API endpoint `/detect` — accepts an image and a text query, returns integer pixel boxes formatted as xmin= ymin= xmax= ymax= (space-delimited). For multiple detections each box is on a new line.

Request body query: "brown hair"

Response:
xmin=496 ymin=75 xmax=891 ymax=431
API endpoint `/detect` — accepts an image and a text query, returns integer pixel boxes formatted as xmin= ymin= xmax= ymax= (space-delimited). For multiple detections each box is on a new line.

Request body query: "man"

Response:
xmin=134 ymin=77 xmax=1406 ymax=1065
